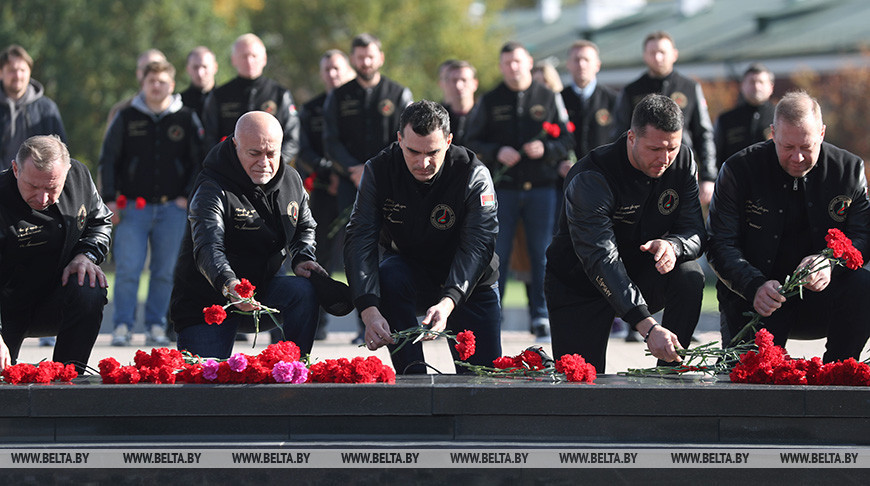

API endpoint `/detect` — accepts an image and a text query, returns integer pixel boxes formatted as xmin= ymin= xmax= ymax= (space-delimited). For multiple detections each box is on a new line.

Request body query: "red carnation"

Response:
xmin=135 ymin=197 xmax=146 ymax=209
xmin=235 ymin=278 xmax=256 ymax=299
xmin=115 ymin=194 xmax=128 ymax=210
xmin=454 ymin=330 xmax=476 ymax=361
xmin=203 ymin=304 xmax=227 ymax=325
xmin=303 ymin=173 xmax=316 ymax=193
xmin=493 ymin=356 xmax=522 ymax=370
xmin=542 ymin=121 xmax=561 ymax=138
xmin=566 ymin=121 xmax=576 ymax=133
xmin=556 ymin=354 xmax=597 ymax=383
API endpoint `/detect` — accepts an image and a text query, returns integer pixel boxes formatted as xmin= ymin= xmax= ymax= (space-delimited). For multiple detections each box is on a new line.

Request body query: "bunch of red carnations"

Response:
xmin=459 ymin=346 xmax=597 ymax=383
xmin=308 ymin=356 xmax=396 ymax=384
xmin=730 ymin=329 xmax=870 ymax=386
xmin=2 ymin=361 xmax=78 ymax=384
xmin=98 ymin=341 xmax=309 ymax=385
xmin=363 ymin=327 xmax=476 ymax=361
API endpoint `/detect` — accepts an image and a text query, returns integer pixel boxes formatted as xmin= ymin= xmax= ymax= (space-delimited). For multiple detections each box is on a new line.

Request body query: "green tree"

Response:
xmin=0 ymin=0 xmax=242 ymax=168
xmin=244 ymin=0 xmax=507 ymax=104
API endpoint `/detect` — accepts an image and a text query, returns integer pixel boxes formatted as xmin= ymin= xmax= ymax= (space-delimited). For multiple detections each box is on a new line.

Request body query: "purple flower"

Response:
xmin=228 ymin=353 xmax=248 ymax=373
xmin=202 ymin=359 xmax=219 ymax=381
xmin=272 ymin=361 xmax=309 ymax=384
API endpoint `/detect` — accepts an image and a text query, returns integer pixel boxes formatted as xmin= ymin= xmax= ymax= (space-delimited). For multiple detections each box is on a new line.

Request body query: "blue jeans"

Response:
xmin=495 ymin=187 xmax=557 ymax=323
xmin=177 ymin=275 xmax=319 ymax=359
xmin=379 ymin=254 xmax=502 ymax=374
xmin=112 ymin=201 xmax=187 ymax=329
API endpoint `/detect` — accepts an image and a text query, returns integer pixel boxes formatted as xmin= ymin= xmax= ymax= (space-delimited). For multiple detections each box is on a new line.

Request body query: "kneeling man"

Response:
xmin=345 ymin=100 xmax=501 ymax=374
xmin=0 ymin=135 xmax=112 ymax=371
xmin=545 ymin=94 xmax=706 ymax=372
xmin=170 ymin=111 xmax=323 ymax=358
xmin=708 ymin=91 xmax=870 ymax=361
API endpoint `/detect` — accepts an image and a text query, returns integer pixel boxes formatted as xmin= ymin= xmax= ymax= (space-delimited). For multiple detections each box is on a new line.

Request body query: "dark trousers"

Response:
xmin=2 ymin=282 xmax=107 ymax=373
xmin=178 ymin=275 xmax=319 ymax=359
xmin=378 ymin=254 xmax=502 ymax=374
xmin=546 ymin=260 xmax=704 ymax=372
xmin=719 ymin=267 xmax=870 ymax=362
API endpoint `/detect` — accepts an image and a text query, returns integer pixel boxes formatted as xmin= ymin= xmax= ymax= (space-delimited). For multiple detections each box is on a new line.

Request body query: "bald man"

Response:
xmin=202 ymin=33 xmax=300 ymax=163
xmin=169 ymin=111 xmax=322 ymax=359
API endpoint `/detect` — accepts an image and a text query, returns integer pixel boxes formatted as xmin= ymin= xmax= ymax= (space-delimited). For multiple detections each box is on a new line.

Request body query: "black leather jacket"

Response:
xmin=0 ymin=159 xmax=112 ymax=317
xmin=170 ymin=139 xmax=316 ymax=330
xmin=707 ymin=140 xmax=870 ymax=302
xmin=546 ymin=134 xmax=705 ymax=325
xmin=344 ymin=143 xmax=499 ymax=311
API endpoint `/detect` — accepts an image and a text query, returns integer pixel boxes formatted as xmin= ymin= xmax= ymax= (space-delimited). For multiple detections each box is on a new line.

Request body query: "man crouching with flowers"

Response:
xmin=169 ymin=111 xmax=324 ymax=359
xmin=708 ymin=90 xmax=870 ymax=361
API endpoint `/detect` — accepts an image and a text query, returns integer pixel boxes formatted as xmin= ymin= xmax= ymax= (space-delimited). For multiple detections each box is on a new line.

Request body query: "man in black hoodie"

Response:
xmin=170 ymin=111 xmax=322 ymax=359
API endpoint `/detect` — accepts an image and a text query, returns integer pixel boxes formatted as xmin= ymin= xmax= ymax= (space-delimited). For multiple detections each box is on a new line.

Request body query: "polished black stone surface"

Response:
xmin=1 ymin=374 xmax=868 ymax=445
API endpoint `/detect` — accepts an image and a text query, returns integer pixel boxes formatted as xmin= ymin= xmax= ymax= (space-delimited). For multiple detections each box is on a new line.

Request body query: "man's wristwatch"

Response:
xmin=82 ymin=251 xmax=98 ymax=264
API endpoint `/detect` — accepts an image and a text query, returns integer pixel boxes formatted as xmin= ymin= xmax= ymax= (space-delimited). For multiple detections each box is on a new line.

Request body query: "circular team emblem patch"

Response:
xmin=261 ymin=100 xmax=278 ymax=115
xmin=828 ymin=195 xmax=851 ymax=222
xmin=77 ymin=204 xmax=87 ymax=231
xmin=595 ymin=108 xmax=611 ymax=126
xmin=379 ymin=99 xmax=395 ymax=117
xmin=529 ymin=104 xmax=546 ymax=121
xmin=658 ymin=189 xmax=679 ymax=215
xmin=167 ymin=125 xmax=184 ymax=142
xmin=670 ymin=92 xmax=688 ymax=109
xmin=287 ymin=201 xmax=299 ymax=225
xmin=430 ymin=204 xmax=455 ymax=230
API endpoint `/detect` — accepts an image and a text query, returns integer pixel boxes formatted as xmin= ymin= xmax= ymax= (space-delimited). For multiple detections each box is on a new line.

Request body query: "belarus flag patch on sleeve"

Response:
xmin=480 ymin=193 xmax=495 ymax=207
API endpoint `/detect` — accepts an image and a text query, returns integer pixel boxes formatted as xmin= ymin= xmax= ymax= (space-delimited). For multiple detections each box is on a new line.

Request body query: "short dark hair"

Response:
xmin=321 ymin=49 xmax=349 ymax=63
xmin=0 ymin=44 xmax=33 ymax=70
xmin=630 ymin=94 xmax=683 ymax=136
xmin=643 ymin=31 xmax=675 ymax=49
xmin=400 ymin=100 xmax=450 ymax=138
xmin=439 ymin=59 xmax=477 ymax=80
xmin=500 ymin=41 xmax=527 ymax=55
xmin=16 ymin=135 xmax=70 ymax=170
xmin=352 ymin=33 xmax=381 ymax=51
xmin=142 ymin=60 xmax=176 ymax=81
xmin=743 ymin=62 xmax=774 ymax=82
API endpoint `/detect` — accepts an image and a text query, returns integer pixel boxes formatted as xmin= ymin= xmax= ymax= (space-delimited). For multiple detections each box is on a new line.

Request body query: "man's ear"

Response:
xmin=11 ymin=160 xmax=18 ymax=179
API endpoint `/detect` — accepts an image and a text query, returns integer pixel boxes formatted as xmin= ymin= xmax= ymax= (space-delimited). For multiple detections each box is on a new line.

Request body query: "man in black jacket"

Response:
xmin=202 ymin=34 xmax=299 ymax=162
xmin=99 ymin=60 xmax=203 ymax=347
xmin=708 ymin=91 xmax=870 ymax=360
xmin=0 ymin=135 xmax=112 ymax=371
xmin=323 ymin=33 xmax=413 ymax=344
xmin=465 ymin=41 xmax=571 ymax=342
xmin=612 ymin=31 xmax=717 ymax=205
xmin=714 ymin=63 xmax=775 ymax=169
xmin=345 ymin=100 xmax=501 ymax=374
xmin=170 ymin=111 xmax=323 ymax=359
xmin=545 ymin=94 xmax=706 ymax=372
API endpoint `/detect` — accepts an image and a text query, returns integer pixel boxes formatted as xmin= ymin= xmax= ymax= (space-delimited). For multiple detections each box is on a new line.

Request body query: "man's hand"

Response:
xmin=521 ymin=139 xmax=545 ymax=159
xmin=328 ymin=172 xmax=340 ymax=196
xmin=61 ymin=253 xmax=108 ymax=288
xmin=637 ymin=317 xmax=682 ymax=363
xmin=174 ymin=196 xmax=188 ymax=210
xmin=0 ymin=336 xmax=10 ymax=370
xmin=753 ymin=280 xmax=786 ymax=317
xmin=699 ymin=181 xmax=714 ymax=206
xmin=106 ymin=201 xmax=120 ymax=225
xmin=640 ymin=239 xmax=676 ymax=275
xmin=496 ymin=146 xmax=522 ymax=167
xmin=420 ymin=297 xmax=456 ymax=339
xmin=361 ymin=306 xmax=395 ymax=350
xmin=294 ymin=260 xmax=327 ymax=278
xmin=799 ymin=254 xmax=832 ymax=292
xmin=348 ymin=164 xmax=365 ymax=188
xmin=223 ymin=278 xmax=258 ymax=312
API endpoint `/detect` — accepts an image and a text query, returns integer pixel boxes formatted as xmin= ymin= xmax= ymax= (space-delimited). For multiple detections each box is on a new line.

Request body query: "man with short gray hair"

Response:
xmin=0 ymin=135 xmax=112 ymax=371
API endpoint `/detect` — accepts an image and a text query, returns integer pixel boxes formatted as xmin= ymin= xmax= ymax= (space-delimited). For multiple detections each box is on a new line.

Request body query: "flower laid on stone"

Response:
xmin=458 ymin=346 xmax=597 ymax=383
xmin=361 ymin=326 xmax=477 ymax=361
xmin=308 ymin=356 xmax=396 ymax=384
xmin=620 ymin=340 xmax=756 ymax=378
xmin=729 ymin=329 xmax=870 ymax=386
xmin=201 ymin=278 xmax=280 ymax=347
xmin=98 ymin=342 xmax=309 ymax=385
xmin=2 ymin=361 xmax=78 ymax=384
